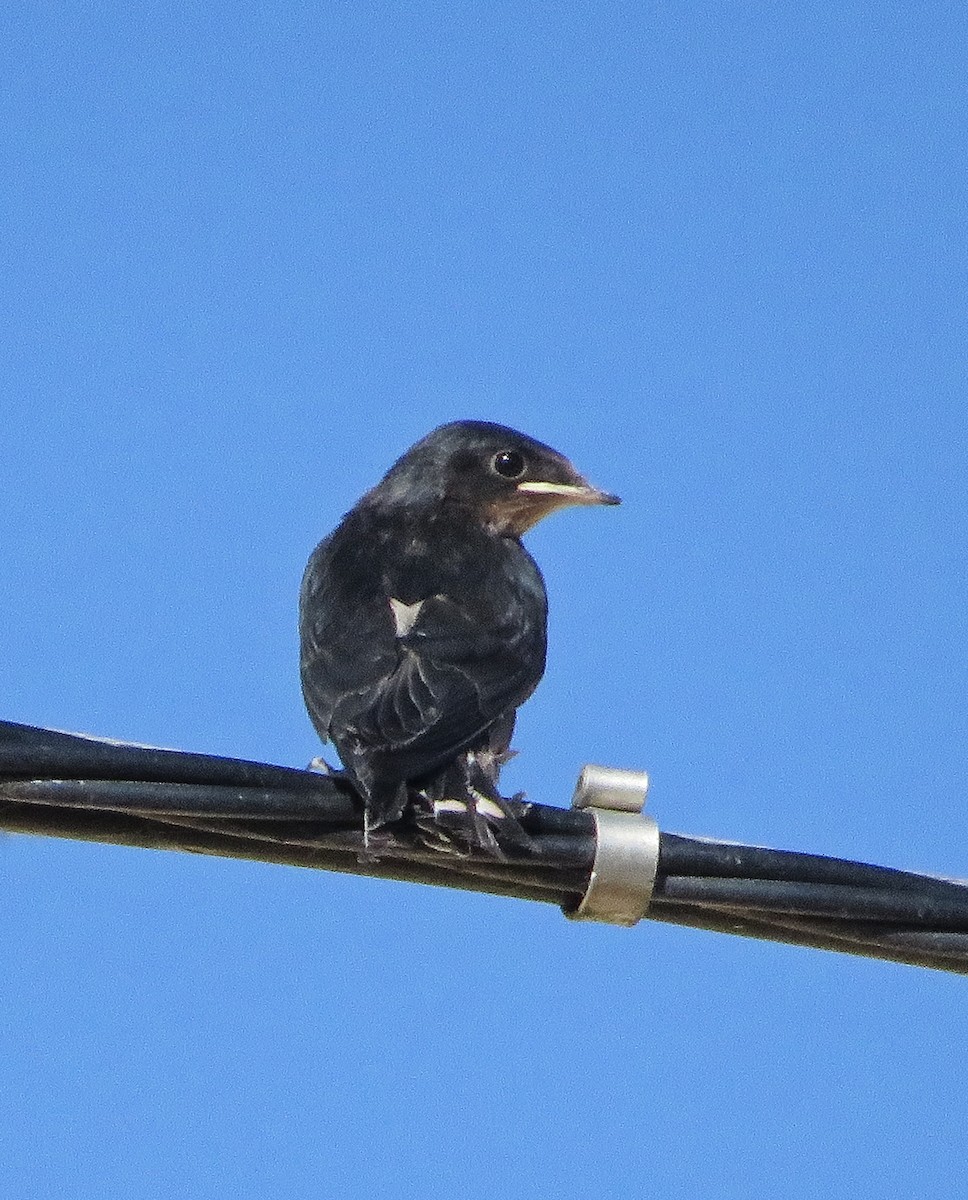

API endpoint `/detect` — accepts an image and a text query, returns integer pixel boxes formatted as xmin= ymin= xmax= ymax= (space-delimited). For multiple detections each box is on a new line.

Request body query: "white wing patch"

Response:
xmin=388 ymin=597 xmax=424 ymax=637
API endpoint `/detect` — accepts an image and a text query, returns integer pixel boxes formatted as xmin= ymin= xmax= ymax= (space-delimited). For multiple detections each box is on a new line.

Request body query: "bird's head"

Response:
xmin=373 ymin=420 xmax=620 ymax=535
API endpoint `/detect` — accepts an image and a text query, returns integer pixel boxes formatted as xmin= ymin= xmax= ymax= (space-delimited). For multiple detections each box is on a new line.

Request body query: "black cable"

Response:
xmin=648 ymin=903 xmax=968 ymax=976
xmin=3 ymin=778 xmax=358 ymax=821
xmin=660 ymin=832 xmax=965 ymax=905
xmin=2 ymin=720 xmax=967 ymax=975
xmin=0 ymin=720 xmax=339 ymax=791
xmin=656 ymin=875 xmax=968 ymax=928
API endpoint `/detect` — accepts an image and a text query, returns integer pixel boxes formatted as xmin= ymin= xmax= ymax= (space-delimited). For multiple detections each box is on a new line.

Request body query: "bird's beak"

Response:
xmin=516 ymin=480 xmax=621 ymax=507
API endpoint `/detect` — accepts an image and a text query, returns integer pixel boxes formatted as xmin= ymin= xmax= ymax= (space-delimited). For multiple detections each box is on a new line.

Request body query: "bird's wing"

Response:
xmin=299 ymin=533 xmax=399 ymax=745
xmin=300 ymin=537 xmax=546 ymax=783
xmin=366 ymin=590 xmax=544 ymax=777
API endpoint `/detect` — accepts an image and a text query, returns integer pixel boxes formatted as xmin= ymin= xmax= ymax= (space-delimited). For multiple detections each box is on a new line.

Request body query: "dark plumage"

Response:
xmin=299 ymin=420 xmax=619 ymax=855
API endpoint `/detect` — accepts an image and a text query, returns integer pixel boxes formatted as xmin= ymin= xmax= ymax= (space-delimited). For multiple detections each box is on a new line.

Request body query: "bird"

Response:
xmin=299 ymin=420 xmax=619 ymax=856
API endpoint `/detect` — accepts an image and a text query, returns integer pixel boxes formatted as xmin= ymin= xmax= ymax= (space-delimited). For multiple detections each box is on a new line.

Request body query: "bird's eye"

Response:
xmin=491 ymin=450 xmax=527 ymax=479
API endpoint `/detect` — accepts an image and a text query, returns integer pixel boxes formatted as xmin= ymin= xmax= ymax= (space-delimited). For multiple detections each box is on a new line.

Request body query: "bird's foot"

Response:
xmin=434 ymin=792 xmax=531 ymax=859
xmin=412 ymin=763 xmax=531 ymax=860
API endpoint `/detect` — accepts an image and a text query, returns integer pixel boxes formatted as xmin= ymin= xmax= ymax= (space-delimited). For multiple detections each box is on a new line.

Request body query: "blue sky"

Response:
xmin=2 ymin=3 xmax=966 ymax=1196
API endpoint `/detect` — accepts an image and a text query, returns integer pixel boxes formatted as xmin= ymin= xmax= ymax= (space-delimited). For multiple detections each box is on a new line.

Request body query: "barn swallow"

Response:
xmin=299 ymin=420 xmax=619 ymax=856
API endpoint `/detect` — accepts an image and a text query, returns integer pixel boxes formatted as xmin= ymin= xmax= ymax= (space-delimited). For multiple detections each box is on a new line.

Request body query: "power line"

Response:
xmin=2 ymin=719 xmax=966 ymax=975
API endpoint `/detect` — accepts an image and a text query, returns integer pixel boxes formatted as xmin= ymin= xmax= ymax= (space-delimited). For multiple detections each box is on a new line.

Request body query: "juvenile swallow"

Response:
xmin=299 ymin=420 xmax=619 ymax=855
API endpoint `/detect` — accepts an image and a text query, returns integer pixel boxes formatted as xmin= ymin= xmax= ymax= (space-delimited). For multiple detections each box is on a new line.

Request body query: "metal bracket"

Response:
xmin=562 ymin=763 xmax=659 ymax=927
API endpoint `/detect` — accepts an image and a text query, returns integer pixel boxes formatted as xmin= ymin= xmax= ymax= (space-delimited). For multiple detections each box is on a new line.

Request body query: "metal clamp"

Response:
xmin=563 ymin=764 xmax=659 ymax=927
